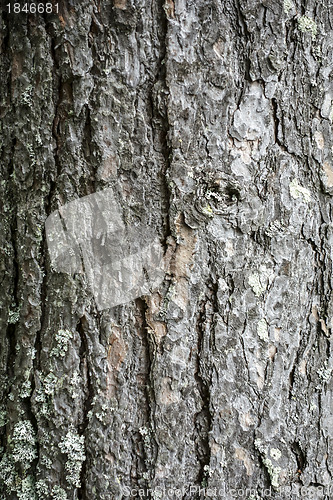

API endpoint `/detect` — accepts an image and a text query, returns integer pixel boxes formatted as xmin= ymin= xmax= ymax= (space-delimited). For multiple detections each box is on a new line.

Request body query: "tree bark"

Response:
xmin=1 ymin=0 xmax=333 ymax=499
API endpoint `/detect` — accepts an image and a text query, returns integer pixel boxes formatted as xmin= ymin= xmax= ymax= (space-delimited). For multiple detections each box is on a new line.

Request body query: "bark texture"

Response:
xmin=1 ymin=0 xmax=333 ymax=499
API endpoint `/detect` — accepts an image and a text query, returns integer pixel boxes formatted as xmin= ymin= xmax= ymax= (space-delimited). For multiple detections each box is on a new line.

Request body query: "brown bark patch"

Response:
xmin=106 ymin=326 xmax=127 ymax=397
xmin=98 ymin=155 xmax=118 ymax=180
xmin=171 ymin=214 xmax=197 ymax=310
xmin=234 ymin=447 xmax=254 ymax=476
xmin=158 ymin=377 xmax=180 ymax=405
xmin=11 ymin=52 xmax=23 ymax=82
xmin=164 ymin=0 xmax=175 ymax=19
xmin=114 ymin=0 xmax=127 ymax=9
xmin=58 ymin=15 xmax=66 ymax=27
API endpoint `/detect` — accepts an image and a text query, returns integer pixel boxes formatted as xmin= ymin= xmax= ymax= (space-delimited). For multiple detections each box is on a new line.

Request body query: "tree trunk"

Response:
xmin=1 ymin=1 xmax=333 ymax=499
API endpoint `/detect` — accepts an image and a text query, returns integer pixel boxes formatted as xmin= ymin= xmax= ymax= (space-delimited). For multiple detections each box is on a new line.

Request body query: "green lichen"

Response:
xmin=34 ymin=372 xmax=59 ymax=417
xmin=249 ymin=273 xmax=265 ymax=296
xmin=289 ymin=178 xmax=311 ymax=202
xmin=254 ymin=439 xmax=281 ymax=489
xmin=95 ymin=402 xmax=111 ymax=423
xmin=20 ymin=84 xmax=33 ymax=107
xmin=40 ymin=455 xmax=53 ymax=469
xmin=51 ymin=485 xmax=68 ymax=500
xmin=35 ymin=388 xmax=49 ymax=417
xmin=139 ymin=426 xmax=154 ymax=467
xmin=12 ymin=420 xmax=37 ymax=466
xmin=8 ymin=306 xmax=20 ymax=324
xmin=20 ymin=380 xmax=32 ymax=399
xmin=26 ymin=143 xmax=37 ymax=167
xmin=43 ymin=372 xmax=58 ymax=395
xmin=59 ymin=430 xmax=86 ymax=488
xmin=27 ymin=346 xmax=37 ymax=360
xmin=87 ymin=394 xmax=116 ymax=423
xmin=270 ymin=448 xmax=282 ymax=461
xmin=262 ymin=457 xmax=281 ymax=489
xmin=51 ymin=329 xmax=73 ymax=357
xmin=283 ymin=0 xmax=293 ymax=13
xmin=0 ymin=424 xmax=37 ymax=499
xmin=201 ymin=204 xmax=214 ymax=217
xmin=257 ymin=319 xmax=269 ymax=341
xmin=69 ymin=370 xmax=81 ymax=399
xmin=0 ymin=453 xmax=16 ymax=492
xmin=17 ymin=475 xmax=37 ymax=500
xmin=298 ymin=16 xmax=317 ymax=40
xmin=35 ymin=479 xmax=48 ymax=497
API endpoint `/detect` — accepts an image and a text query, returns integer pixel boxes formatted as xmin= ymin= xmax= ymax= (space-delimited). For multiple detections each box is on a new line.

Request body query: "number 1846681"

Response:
xmin=6 ymin=3 xmax=59 ymax=13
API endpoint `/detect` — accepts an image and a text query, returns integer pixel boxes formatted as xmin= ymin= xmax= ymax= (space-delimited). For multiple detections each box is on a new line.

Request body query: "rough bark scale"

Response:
xmin=0 ymin=0 xmax=333 ymax=499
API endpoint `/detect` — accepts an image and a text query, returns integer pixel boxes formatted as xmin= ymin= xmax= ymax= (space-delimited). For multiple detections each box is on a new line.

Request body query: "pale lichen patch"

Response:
xmin=51 ymin=329 xmax=73 ymax=358
xmin=257 ymin=319 xmax=269 ymax=341
xmin=59 ymin=430 xmax=86 ymax=488
xmin=298 ymin=16 xmax=317 ymax=40
xmin=51 ymin=485 xmax=68 ymax=500
xmin=283 ymin=0 xmax=293 ymax=14
xmin=255 ymin=440 xmax=282 ymax=489
xmin=249 ymin=267 xmax=273 ymax=297
xmin=8 ymin=306 xmax=20 ymax=324
xmin=249 ymin=273 xmax=266 ymax=296
xmin=201 ymin=204 xmax=214 ymax=217
xmin=270 ymin=448 xmax=282 ymax=461
xmin=16 ymin=475 xmax=37 ymax=500
xmin=289 ymin=178 xmax=311 ymax=202
xmin=20 ymin=380 xmax=32 ymax=399
xmin=36 ymin=479 xmax=48 ymax=497
xmin=12 ymin=420 xmax=37 ymax=466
